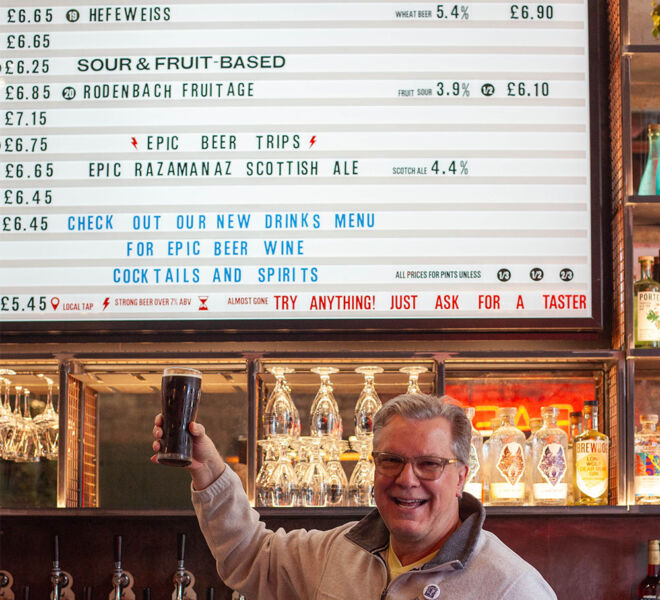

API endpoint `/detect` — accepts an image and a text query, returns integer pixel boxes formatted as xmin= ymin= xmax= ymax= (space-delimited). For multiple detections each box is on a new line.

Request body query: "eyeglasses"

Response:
xmin=371 ymin=451 xmax=458 ymax=480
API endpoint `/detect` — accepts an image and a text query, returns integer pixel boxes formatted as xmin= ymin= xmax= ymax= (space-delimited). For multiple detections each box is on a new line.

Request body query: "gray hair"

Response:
xmin=372 ymin=393 xmax=471 ymax=467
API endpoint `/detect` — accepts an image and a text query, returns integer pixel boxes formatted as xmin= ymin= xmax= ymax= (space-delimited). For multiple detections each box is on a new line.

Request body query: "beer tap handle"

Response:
xmin=50 ymin=537 xmax=74 ymax=600
xmin=177 ymin=533 xmax=186 ymax=566
xmin=206 ymin=588 xmax=213 ymax=600
xmin=109 ymin=536 xmax=134 ymax=600
xmin=171 ymin=534 xmax=195 ymax=600
xmin=114 ymin=536 xmax=123 ymax=567
xmin=53 ymin=535 xmax=60 ymax=568
xmin=22 ymin=586 xmax=29 ymax=600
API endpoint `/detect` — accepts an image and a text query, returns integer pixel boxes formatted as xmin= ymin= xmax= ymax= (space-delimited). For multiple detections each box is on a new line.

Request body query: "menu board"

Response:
xmin=0 ymin=1 xmax=602 ymax=329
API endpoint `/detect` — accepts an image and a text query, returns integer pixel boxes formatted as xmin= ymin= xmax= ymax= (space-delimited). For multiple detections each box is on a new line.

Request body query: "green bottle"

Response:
xmin=634 ymin=256 xmax=660 ymax=348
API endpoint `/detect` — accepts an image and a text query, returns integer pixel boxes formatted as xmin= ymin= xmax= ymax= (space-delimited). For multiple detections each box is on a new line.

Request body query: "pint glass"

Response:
xmin=158 ymin=367 xmax=202 ymax=467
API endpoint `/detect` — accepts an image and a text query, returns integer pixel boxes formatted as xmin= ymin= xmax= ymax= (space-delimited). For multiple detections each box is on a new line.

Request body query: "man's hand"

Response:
xmin=152 ymin=414 xmax=226 ymax=490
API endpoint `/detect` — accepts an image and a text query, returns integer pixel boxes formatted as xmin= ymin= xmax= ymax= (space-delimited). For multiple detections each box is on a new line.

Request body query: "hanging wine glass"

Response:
xmin=3 ymin=385 xmax=23 ymax=461
xmin=354 ymin=366 xmax=383 ymax=436
xmin=255 ymin=439 xmax=277 ymax=507
xmin=14 ymin=388 xmax=43 ymax=463
xmin=269 ymin=437 xmax=298 ymax=507
xmin=324 ymin=437 xmax=349 ymax=506
xmin=263 ymin=367 xmax=298 ymax=439
xmin=300 ymin=436 xmax=329 ymax=507
xmin=399 ymin=366 xmax=428 ymax=394
xmin=0 ymin=378 xmax=13 ymax=458
xmin=349 ymin=434 xmax=375 ymax=507
xmin=34 ymin=377 xmax=59 ymax=460
xmin=309 ymin=367 xmax=342 ymax=438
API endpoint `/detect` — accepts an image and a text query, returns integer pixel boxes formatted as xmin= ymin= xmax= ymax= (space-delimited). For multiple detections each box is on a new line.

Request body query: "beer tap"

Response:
xmin=50 ymin=536 xmax=75 ymax=600
xmin=0 ymin=569 xmax=14 ymax=600
xmin=171 ymin=534 xmax=196 ymax=600
xmin=0 ymin=531 xmax=14 ymax=600
xmin=109 ymin=536 xmax=135 ymax=600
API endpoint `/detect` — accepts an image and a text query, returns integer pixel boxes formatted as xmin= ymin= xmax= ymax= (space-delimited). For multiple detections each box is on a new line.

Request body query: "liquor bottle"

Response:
xmin=462 ymin=407 xmax=484 ymax=502
xmin=482 ymin=416 xmax=501 ymax=505
xmin=567 ymin=411 xmax=583 ymax=504
xmin=531 ymin=407 xmax=568 ymax=505
xmin=573 ymin=400 xmax=609 ymax=505
xmin=524 ymin=417 xmax=543 ymax=506
xmin=634 ymin=256 xmax=660 ymax=348
xmin=634 ymin=414 xmax=660 ymax=504
xmin=639 ymin=124 xmax=660 ymax=195
xmin=487 ymin=407 xmax=526 ymax=505
xmin=638 ymin=539 xmax=660 ymax=599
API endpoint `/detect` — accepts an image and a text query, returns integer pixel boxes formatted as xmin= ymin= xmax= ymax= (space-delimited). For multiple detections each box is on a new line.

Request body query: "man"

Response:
xmin=152 ymin=393 xmax=556 ymax=599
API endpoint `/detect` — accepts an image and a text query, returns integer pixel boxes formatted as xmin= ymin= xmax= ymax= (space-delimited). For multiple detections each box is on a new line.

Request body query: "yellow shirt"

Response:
xmin=386 ymin=542 xmax=438 ymax=580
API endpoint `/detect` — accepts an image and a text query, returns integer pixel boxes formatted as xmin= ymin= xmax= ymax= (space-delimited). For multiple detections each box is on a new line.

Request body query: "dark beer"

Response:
xmin=158 ymin=368 xmax=202 ymax=467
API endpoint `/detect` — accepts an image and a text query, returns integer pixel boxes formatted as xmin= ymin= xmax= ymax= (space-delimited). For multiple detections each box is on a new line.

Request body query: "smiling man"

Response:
xmin=152 ymin=393 xmax=556 ymax=599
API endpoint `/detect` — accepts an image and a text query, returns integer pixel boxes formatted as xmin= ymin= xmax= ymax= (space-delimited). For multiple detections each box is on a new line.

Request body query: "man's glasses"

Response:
xmin=371 ymin=451 xmax=458 ymax=480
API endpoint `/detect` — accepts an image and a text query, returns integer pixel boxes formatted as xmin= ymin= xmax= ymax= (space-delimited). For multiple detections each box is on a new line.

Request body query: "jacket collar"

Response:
xmin=345 ymin=492 xmax=485 ymax=570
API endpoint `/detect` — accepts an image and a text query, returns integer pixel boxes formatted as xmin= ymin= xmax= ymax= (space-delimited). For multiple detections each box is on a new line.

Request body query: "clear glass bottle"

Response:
xmin=487 ymin=407 xmax=526 ymax=505
xmin=482 ymin=416 xmax=501 ymax=504
xmin=634 ymin=256 xmax=660 ymax=348
xmin=573 ymin=400 xmax=609 ymax=505
xmin=638 ymin=539 xmax=660 ymax=599
xmin=634 ymin=414 xmax=660 ymax=505
xmin=524 ymin=417 xmax=543 ymax=505
xmin=567 ymin=410 xmax=583 ymax=504
xmin=531 ymin=407 xmax=569 ymax=505
xmin=639 ymin=124 xmax=660 ymax=195
xmin=463 ymin=407 xmax=484 ymax=502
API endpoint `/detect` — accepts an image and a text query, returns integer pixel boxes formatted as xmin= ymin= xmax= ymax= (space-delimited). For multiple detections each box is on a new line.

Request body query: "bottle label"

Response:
xmin=490 ymin=481 xmax=525 ymax=500
xmin=637 ymin=291 xmax=660 ymax=341
xmin=467 ymin=443 xmax=480 ymax=483
xmin=635 ymin=451 xmax=660 ymax=477
xmin=533 ymin=482 xmax=567 ymax=501
xmin=575 ymin=440 xmax=608 ymax=498
xmin=496 ymin=442 xmax=525 ymax=486
xmin=537 ymin=442 xmax=567 ymax=487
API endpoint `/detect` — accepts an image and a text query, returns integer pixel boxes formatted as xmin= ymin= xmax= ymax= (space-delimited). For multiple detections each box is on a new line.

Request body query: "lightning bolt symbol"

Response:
xmin=131 ymin=137 xmax=138 ymax=150
xmin=309 ymin=135 xmax=316 ymax=148
xmin=102 ymin=297 xmax=110 ymax=310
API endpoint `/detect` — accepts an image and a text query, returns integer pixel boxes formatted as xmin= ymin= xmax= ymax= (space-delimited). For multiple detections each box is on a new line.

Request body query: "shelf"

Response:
xmin=624 ymin=45 xmax=660 ymax=54
xmin=0 ymin=505 xmax=642 ymax=518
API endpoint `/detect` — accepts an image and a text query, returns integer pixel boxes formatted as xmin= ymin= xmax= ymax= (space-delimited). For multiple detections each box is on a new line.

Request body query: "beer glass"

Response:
xmin=158 ymin=367 xmax=202 ymax=467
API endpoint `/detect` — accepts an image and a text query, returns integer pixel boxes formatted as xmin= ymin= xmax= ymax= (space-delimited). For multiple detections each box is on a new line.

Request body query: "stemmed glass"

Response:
xmin=349 ymin=435 xmax=375 ymax=507
xmin=300 ymin=436 xmax=329 ymax=507
xmin=309 ymin=367 xmax=342 ymax=438
xmin=34 ymin=377 xmax=59 ymax=460
xmin=324 ymin=438 xmax=349 ymax=506
xmin=3 ymin=385 xmax=23 ymax=461
xmin=263 ymin=367 xmax=299 ymax=439
xmin=399 ymin=366 xmax=428 ymax=394
xmin=269 ymin=437 xmax=298 ymax=507
xmin=13 ymin=388 xmax=43 ymax=463
xmin=0 ymin=378 xmax=13 ymax=458
xmin=354 ymin=366 xmax=383 ymax=436
xmin=255 ymin=439 xmax=277 ymax=507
